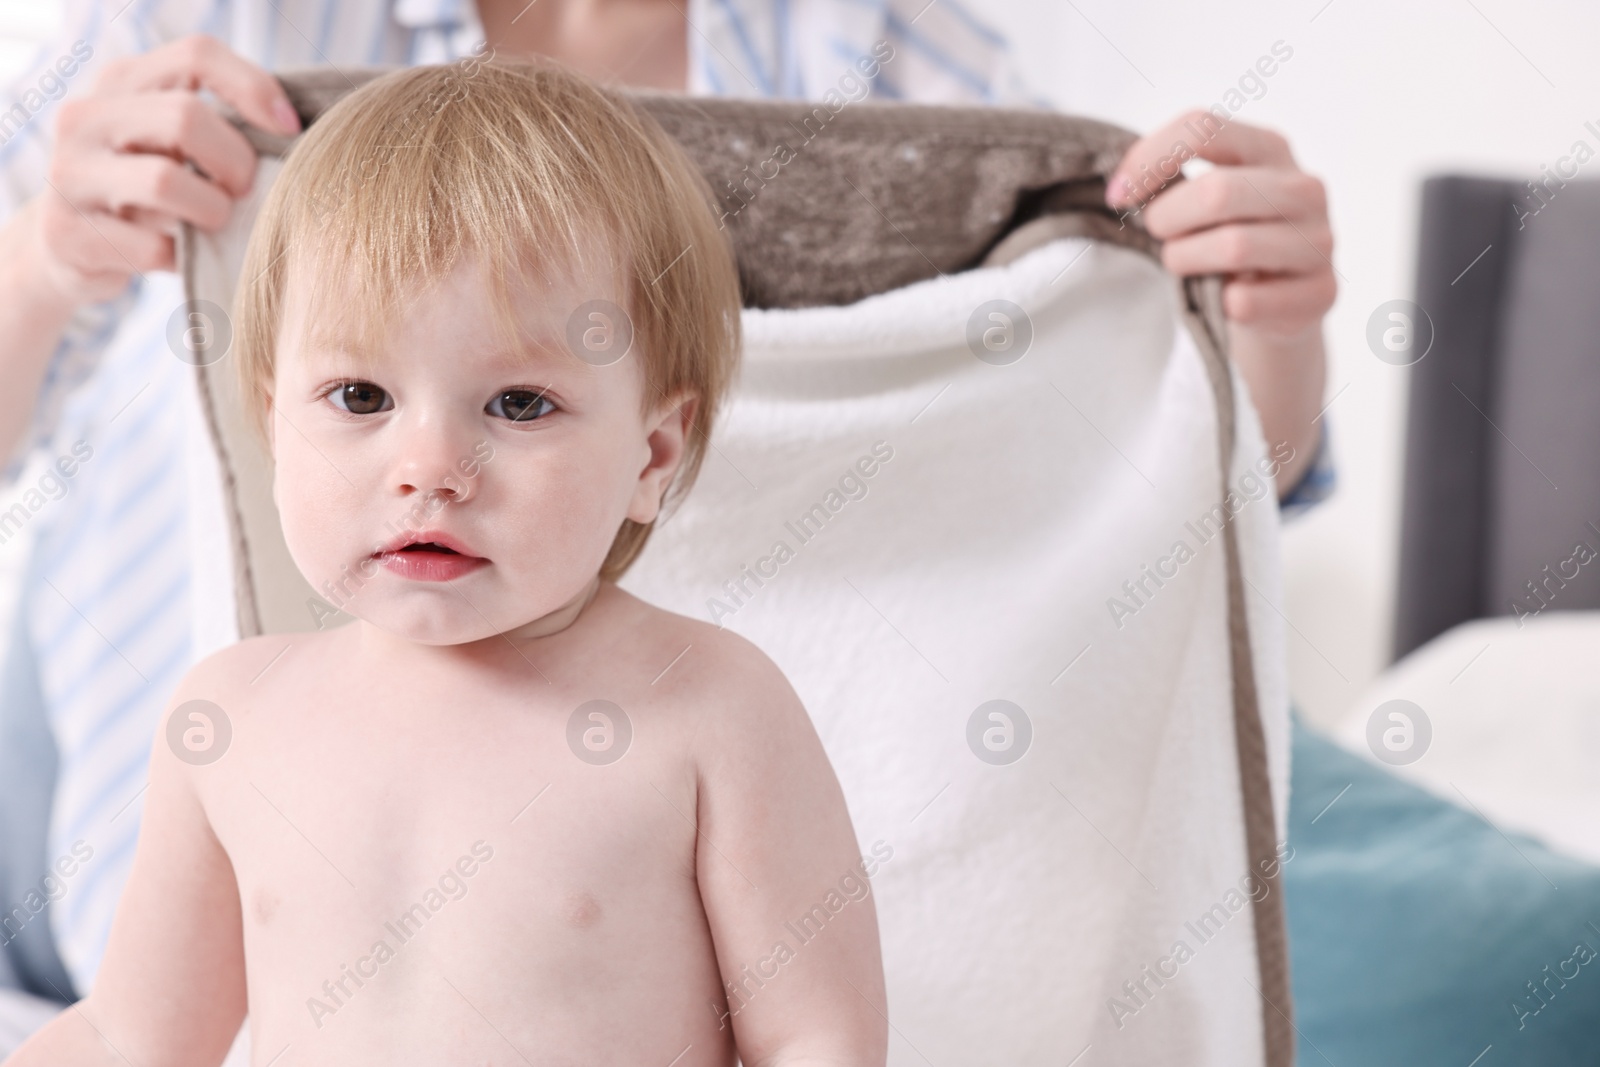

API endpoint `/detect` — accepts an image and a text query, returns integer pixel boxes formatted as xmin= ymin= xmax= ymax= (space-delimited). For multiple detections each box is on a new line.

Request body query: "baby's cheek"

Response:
xmin=502 ymin=464 xmax=627 ymax=576
xmin=274 ymin=446 xmax=360 ymax=580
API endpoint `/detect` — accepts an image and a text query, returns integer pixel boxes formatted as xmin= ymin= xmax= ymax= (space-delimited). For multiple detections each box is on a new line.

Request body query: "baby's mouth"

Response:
xmin=372 ymin=530 xmax=483 ymax=561
xmin=371 ymin=532 xmax=489 ymax=582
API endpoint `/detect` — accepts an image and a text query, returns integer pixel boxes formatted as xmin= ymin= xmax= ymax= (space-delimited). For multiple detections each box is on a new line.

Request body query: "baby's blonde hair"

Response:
xmin=236 ymin=57 xmax=741 ymax=581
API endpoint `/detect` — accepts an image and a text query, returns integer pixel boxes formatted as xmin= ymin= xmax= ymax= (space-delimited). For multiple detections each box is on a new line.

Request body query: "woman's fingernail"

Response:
xmin=1105 ymin=174 xmax=1128 ymax=207
xmin=272 ymin=98 xmax=301 ymax=135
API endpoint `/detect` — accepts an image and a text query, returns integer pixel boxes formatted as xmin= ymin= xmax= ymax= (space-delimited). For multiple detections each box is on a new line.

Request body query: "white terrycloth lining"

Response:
xmin=620 ymin=236 xmax=1290 ymax=1066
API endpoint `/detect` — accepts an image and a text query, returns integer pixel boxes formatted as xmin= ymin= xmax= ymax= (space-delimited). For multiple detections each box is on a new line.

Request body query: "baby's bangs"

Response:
xmin=276 ymin=60 xmax=634 ymax=361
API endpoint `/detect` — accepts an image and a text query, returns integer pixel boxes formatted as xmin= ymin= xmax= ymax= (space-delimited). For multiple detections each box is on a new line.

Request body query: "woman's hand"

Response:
xmin=1107 ymin=110 xmax=1334 ymax=496
xmin=31 ymin=32 xmax=302 ymax=307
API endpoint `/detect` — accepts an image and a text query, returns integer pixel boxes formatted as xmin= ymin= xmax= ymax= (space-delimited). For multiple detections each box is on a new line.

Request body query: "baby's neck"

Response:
xmin=503 ymin=573 xmax=605 ymax=642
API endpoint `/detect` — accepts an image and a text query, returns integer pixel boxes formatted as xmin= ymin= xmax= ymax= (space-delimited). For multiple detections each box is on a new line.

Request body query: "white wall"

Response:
xmin=4 ymin=0 xmax=1596 ymax=726
xmin=985 ymin=0 xmax=1600 ymax=726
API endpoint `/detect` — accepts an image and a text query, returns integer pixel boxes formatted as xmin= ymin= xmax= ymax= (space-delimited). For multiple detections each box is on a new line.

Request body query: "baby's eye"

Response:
xmin=327 ymin=380 xmax=392 ymax=416
xmin=487 ymin=389 xmax=555 ymax=424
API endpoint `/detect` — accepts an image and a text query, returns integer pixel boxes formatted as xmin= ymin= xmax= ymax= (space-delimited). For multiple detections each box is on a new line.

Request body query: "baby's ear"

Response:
xmin=627 ymin=390 xmax=698 ymax=525
xmin=265 ymin=395 xmax=277 ymax=459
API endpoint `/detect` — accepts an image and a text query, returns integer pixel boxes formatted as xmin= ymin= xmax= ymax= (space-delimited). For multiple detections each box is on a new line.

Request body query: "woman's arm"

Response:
xmin=0 ymin=201 xmax=79 ymax=482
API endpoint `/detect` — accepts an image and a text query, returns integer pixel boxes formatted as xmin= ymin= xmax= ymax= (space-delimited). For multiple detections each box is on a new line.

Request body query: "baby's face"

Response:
xmin=270 ymin=253 xmax=689 ymax=645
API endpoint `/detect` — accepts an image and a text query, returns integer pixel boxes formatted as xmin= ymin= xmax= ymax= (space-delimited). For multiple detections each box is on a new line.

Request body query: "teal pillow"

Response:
xmin=1286 ymin=716 xmax=1600 ymax=1065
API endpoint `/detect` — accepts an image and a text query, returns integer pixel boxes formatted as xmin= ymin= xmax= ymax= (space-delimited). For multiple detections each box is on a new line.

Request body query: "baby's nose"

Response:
xmin=399 ymin=466 xmax=474 ymax=505
xmin=392 ymin=428 xmax=480 ymax=504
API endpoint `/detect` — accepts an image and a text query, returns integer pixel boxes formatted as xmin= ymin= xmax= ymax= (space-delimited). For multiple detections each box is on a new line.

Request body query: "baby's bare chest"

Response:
xmin=200 ymin=676 xmax=722 ymax=1058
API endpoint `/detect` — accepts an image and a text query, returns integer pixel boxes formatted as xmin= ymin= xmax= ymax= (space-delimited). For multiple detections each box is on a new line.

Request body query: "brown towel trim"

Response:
xmin=180 ymin=223 xmax=265 ymax=640
xmin=1182 ymin=274 xmax=1295 ymax=1067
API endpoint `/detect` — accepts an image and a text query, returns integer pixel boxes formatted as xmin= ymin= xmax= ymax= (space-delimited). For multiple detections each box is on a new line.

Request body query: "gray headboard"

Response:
xmin=1393 ymin=176 xmax=1600 ymax=660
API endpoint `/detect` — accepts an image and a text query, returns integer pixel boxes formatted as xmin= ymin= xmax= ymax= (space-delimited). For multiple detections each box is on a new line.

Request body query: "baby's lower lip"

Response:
xmin=374 ymin=549 xmax=488 ymax=583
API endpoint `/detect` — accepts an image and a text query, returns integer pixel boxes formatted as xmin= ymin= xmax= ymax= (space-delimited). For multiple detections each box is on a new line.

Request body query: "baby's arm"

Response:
xmin=5 ymin=655 xmax=248 ymax=1066
xmin=690 ymin=635 xmax=888 ymax=1067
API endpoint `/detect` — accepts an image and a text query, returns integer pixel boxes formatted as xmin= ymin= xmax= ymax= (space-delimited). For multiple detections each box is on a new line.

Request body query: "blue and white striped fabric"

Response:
xmin=689 ymin=0 xmax=1040 ymax=104
xmin=23 ymin=273 xmax=194 ymax=991
xmin=0 ymin=0 xmax=1032 ymax=997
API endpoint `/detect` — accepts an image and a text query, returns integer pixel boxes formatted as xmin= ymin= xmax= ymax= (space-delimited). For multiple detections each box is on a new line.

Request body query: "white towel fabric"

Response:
xmin=619 ymin=236 xmax=1290 ymax=1065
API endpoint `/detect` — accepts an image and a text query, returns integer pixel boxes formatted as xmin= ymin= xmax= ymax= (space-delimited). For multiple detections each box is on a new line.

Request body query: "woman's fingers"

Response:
xmin=119 ymin=206 xmax=183 ymax=232
xmin=37 ymin=190 xmax=176 ymax=280
xmin=1141 ymin=166 xmax=1328 ymax=242
xmin=91 ymin=33 xmax=300 ymax=138
xmin=1110 ymin=109 xmax=1337 ymax=339
xmin=1107 ymin=110 xmax=1295 ymax=209
xmin=62 ymin=90 xmax=261 ymax=198
xmin=1160 ymin=219 xmax=1333 ymax=279
xmin=1221 ymin=272 xmax=1339 ymax=333
xmin=51 ymin=147 xmax=235 ymax=232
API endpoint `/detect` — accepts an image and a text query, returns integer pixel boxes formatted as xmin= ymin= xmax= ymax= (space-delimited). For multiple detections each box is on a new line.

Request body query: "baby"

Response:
xmin=7 ymin=60 xmax=886 ymax=1066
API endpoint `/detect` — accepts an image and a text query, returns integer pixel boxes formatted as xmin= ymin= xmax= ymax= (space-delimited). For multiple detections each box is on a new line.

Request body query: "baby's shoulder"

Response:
xmin=605 ymin=585 xmax=800 ymax=713
xmin=151 ymin=632 xmax=326 ymax=777
xmin=169 ymin=630 xmax=329 ymax=708
xmin=607 ymin=589 xmax=824 ymax=781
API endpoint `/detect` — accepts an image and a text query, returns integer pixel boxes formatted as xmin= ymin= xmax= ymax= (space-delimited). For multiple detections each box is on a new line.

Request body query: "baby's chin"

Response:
xmin=347 ymin=586 xmax=590 ymax=647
